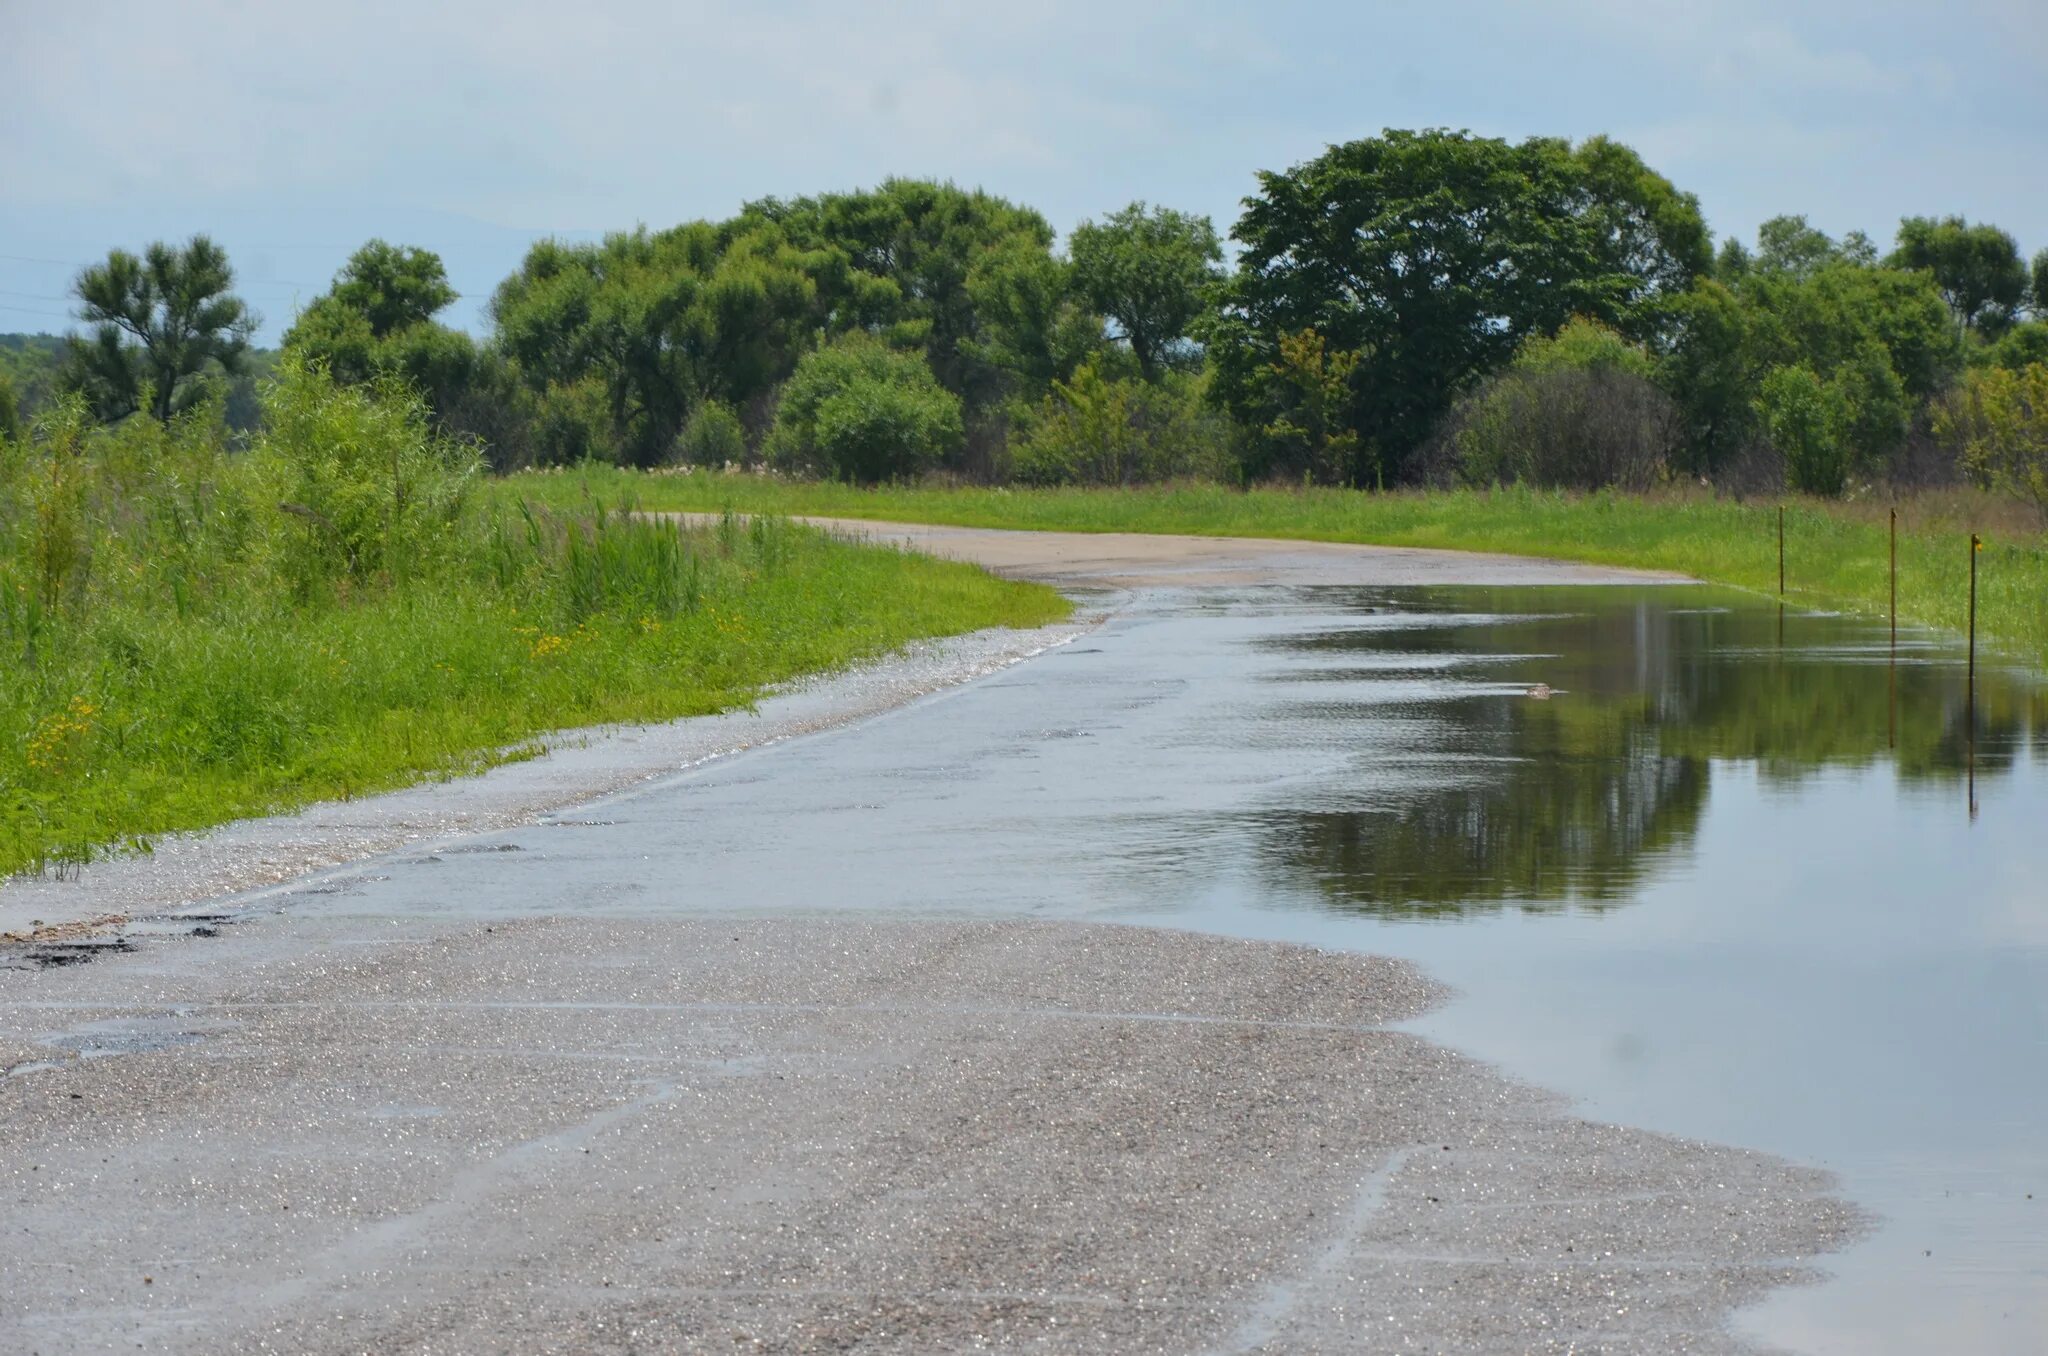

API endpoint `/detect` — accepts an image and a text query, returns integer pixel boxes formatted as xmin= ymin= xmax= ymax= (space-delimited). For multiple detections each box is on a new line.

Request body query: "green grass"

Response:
xmin=0 ymin=519 xmax=1065 ymax=880
xmin=1 ymin=377 xmax=1066 ymax=880
xmin=507 ymin=467 xmax=2048 ymax=668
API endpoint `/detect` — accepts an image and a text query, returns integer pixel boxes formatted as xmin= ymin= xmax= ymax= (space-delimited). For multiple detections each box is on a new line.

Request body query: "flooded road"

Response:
xmin=4 ymin=529 xmax=2042 ymax=1352
xmin=313 ymin=581 xmax=2040 ymax=1351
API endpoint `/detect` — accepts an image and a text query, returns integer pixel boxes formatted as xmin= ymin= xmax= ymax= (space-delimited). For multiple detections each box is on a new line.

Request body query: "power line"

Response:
xmin=0 ymin=302 xmax=77 ymax=320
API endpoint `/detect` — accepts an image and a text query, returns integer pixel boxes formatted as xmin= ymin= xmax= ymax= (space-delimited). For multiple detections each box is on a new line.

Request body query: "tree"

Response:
xmin=1067 ymin=203 xmax=1224 ymax=380
xmin=1661 ymin=258 xmax=1957 ymax=479
xmin=1752 ymin=216 xmax=1859 ymax=279
xmin=0 ymin=371 xmax=19 ymax=443
xmin=324 ymin=240 xmax=456 ymax=338
xmin=64 ymin=235 xmax=256 ymax=423
xmin=1755 ymin=364 xmax=1850 ymax=495
xmin=2033 ymin=249 xmax=2048 ymax=316
xmin=741 ymin=180 xmax=1055 ymax=412
xmin=1935 ymin=363 xmax=2048 ymax=521
xmin=767 ymin=335 xmax=962 ymax=483
xmin=1889 ymin=216 xmax=2028 ymax=333
xmin=285 ymin=241 xmax=475 ymax=417
xmin=1987 ymin=322 xmax=2048 ymax=372
xmin=1715 ymin=237 xmax=1754 ymax=281
xmin=960 ymin=237 xmax=1104 ymax=397
xmin=1206 ymin=129 xmax=1709 ymax=484
xmin=489 ymin=222 xmax=824 ymax=464
xmin=1255 ymin=329 xmax=1363 ymax=485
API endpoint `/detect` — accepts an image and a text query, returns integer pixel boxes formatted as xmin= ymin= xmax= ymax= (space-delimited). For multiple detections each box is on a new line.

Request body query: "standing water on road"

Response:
xmin=340 ymin=583 xmax=2047 ymax=1353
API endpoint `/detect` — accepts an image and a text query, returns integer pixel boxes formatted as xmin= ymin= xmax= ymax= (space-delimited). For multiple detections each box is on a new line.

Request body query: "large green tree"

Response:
xmin=959 ymin=237 xmax=1104 ymax=397
xmin=1889 ymin=216 xmax=2028 ymax=333
xmin=285 ymin=241 xmax=475 ymax=414
xmin=64 ymin=235 xmax=256 ymax=423
xmin=1067 ymin=202 xmax=1224 ymax=380
xmin=1660 ymin=246 xmax=1957 ymax=478
xmin=740 ymin=180 xmax=1055 ymax=411
xmin=1750 ymin=215 xmax=1879 ymax=278
xmin=489 ymin=222 xmax=828 ymax=464
xmin=1205 ymin=129 xmax=1709 ymax=484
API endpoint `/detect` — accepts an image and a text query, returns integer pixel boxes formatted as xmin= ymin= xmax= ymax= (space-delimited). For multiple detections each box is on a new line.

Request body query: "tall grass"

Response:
xmin=0 ymin=363 xmax=1065 ymax=878
xmin=506 ymin=468 xmax=2048 ymax=668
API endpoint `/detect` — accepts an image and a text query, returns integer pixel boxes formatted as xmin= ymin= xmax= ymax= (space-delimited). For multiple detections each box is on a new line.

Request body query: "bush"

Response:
xmin=527 ymin=377 xmax=620 ymax=467
xmin=0 ymin=372 xmax=19 ymax=444
xmin=1430 ymin=318 xmax=1674 ymax=490
xmin=1987 ymin=322 xmax=2048 ymax=373
xmin=673 ymin=399 xmax=748 ymax=466
xmin=1935 ymin=362 xmax=2048 ymax=521
xmin=769 ymin=336 xmax=962 ymax=483
xmin=1755 ymin=364 xmax=1851 ymax=496
xmin=260 ymin=352 xmax=482 ymax=588
xmin=1011 ymin=359 xmax=1233 ymax=485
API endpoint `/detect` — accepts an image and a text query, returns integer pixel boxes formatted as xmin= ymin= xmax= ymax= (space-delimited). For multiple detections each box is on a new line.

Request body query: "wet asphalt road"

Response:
xmin=0 ymin=530 xmax=1860 ymax=1354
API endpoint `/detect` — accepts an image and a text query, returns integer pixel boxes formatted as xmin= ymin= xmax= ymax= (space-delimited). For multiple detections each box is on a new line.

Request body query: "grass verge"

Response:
xmin=508 ymin=468 xmax=2048 ymax=668
xmin=1 ymin=374 xmax=1065 ymax=879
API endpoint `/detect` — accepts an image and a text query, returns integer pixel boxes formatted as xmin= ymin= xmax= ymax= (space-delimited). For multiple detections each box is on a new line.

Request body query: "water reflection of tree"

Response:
xmin=1255 ymin=589 xmax=2045 ymax=919
xmin=1261 ymin=697 xmax=1706 ymax=918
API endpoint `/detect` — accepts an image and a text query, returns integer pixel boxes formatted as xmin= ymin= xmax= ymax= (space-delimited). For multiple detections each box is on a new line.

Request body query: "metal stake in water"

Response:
xmin=1968 ymin=533 xmax=1980 ymax=820
xmin=1888 ymin=506 xmax=1897 ymax=750
xmin=1778 ymin=505 xmax=1786 ymax=596
xmin=1776 ymin=505 xmax=1787 ymax=650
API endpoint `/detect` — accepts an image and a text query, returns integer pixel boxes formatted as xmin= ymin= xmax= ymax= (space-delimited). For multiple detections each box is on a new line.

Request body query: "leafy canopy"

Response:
xmin=1067 ymin=202 xmax=1224 ymax=380
xmin=64 ymin=235 xmax=256 ymax=424
xmin=1660 ymin=250 xmax=1956 ymax=476
xmin=1889 ymin=216 xmax=2028 ymax=332
xmin=741 ymin=179 xmax=1054 ymax=410
xmin=769 ymin=334 xmax=963 ymax=484
xmin=490 ymin=223 xmax=826 ymax=465
xmin=1206 ymin=128 xmax=1709 ymax=483
xmin=284 ymin=241 xmax=475 ymax=418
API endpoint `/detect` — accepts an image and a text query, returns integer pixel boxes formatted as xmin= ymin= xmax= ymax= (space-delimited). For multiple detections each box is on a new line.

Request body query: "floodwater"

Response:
xmin=305 ymin=584 xmax=2047 ymax=1353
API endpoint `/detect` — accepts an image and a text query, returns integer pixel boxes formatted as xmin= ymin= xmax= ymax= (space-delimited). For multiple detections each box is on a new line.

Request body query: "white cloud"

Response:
xmin=2 ymin=0 xmax=2042 ymax=341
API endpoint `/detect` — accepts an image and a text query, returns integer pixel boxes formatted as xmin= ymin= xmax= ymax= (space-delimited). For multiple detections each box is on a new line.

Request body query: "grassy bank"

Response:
xmin=508 ymin=468 xmax=2048 ymax=668
xmin=1 ymin=374 xmax=1065 ymax=879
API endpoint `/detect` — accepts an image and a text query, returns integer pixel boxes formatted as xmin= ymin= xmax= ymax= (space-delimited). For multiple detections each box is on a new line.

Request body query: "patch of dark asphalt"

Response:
xmin=0 ymin=916 xmax=1863 ymax=1354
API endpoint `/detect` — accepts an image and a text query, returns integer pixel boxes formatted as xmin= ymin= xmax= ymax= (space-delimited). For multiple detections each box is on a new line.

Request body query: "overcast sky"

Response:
xmin=4 ymin=0 xmax=2043 ymax=343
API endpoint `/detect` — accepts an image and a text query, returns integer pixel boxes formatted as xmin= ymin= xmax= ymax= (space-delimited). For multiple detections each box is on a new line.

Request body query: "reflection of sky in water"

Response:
xmin=1145 ymin=586 xmax=2048 ymax=1355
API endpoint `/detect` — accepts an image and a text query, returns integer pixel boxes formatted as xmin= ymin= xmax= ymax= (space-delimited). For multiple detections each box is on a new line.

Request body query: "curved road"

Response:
xmin=0 ymin=527 xmax=1856 ymax=1355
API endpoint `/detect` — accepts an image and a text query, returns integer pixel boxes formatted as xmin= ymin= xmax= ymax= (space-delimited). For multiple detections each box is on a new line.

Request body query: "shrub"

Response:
xmin=1431 ymin=318 xmax=1674 ymax=490
xmin=259 ymin=352 xmax=482 ymax=588
xmin=1935 ymin=362 xmax=2048 ymax=521
xmin=673 ymin=399 xmax=748 ymax=466
xmin=0 ymin=372 xmax=19 ymax=444
xmin=1755 ymin=364 xmax=1851 ymax=496
xmin=769 ymin=336 xmax=962 ymax=483
xmin=528 ymin=377 xmax=620 ymax=467
xmin=1011 ymin=359 xmax=1233 ymax=485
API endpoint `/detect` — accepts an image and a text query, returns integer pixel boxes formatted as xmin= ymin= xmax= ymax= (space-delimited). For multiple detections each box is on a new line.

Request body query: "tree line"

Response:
xmin=6 ymin=128 xmax=2047 ymax=512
